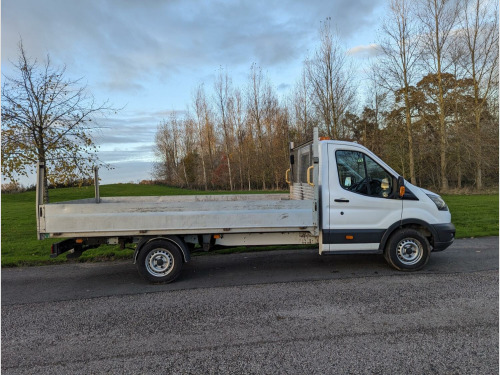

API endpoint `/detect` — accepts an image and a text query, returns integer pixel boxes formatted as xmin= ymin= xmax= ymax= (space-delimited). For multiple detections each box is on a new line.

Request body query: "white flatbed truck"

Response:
xmin=37 ymin=128 xmax=455 ymax=283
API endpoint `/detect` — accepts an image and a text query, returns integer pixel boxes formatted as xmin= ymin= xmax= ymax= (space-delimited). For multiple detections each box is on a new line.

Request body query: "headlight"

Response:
xmin=426 ymin=194 xmax=448 ymax=211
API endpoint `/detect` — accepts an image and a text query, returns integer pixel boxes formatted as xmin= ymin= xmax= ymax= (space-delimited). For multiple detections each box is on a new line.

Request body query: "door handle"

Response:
xmin=334 ymin=198 xmax=349 ymax=203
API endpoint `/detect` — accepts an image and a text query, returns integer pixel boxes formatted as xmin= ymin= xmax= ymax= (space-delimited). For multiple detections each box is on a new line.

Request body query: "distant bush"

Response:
xmin=1 ymin=181 xmax=26 ymax=194
xmin=139 ymin=179 xmax=174 ymax=186
xmin=1 ymin=178 xmax=95 ymax=194
xmin=47 ymin=178 xmax=94 ymax=189
xmin=25 ymin=184 xmax=37 ymax=192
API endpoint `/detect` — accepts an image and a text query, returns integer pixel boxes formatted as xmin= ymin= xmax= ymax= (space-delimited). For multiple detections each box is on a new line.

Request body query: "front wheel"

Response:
xmin=384 ymin=229 xmax=430 ymax=271
xmin=137 ymin=239 xmax=183 ymax=283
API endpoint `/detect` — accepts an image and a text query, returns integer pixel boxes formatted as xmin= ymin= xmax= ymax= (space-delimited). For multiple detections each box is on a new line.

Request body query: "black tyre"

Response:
xmin=384 ymin=228 xmax=430 ymax=271
xmin=137 ymin=239 xmax=183 ymax=283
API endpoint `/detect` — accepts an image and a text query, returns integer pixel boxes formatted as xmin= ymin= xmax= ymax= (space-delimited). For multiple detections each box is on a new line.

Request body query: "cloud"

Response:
xmin=90 ymin=110 xmax=168 ymax=150
xmin=2 ymin=0 xmax=385 ymax=94
xmin=98 ymin=148 xmax=154 ymax=164
xmin=102 ymin=81 xmax=144 ymax=93
xmin=277 ymin=83 xmax=291 ymax=91
xmin=347 ymin=44 xmax=382 ymax=58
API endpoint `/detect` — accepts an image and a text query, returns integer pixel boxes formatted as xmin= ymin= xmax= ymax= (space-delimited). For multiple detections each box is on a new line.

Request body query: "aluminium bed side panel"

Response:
xmin=40 ymin=197 xmax=316 ymax=237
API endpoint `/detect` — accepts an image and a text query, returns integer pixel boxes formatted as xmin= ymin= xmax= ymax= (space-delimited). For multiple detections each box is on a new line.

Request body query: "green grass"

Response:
xmin=1 ymin=185 xmax=497 ymax=267
xmin=442 ymin=194 xmax=499 ymax=238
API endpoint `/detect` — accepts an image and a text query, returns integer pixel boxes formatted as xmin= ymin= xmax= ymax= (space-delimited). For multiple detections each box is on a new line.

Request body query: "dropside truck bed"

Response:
xmin=39 ymin=194 xmax=318 ymax=238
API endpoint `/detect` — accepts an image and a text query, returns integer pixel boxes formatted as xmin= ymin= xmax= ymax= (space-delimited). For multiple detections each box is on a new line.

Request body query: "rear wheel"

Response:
xmin=137 ymin=239 xmax=183 ymax=283
xmin=384 ymin=229 xmax=430 ymax=271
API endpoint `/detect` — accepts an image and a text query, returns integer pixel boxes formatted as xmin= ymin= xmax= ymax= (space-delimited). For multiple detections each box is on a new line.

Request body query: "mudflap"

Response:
xmin=50 ymin=239 xmax=78 ymax=258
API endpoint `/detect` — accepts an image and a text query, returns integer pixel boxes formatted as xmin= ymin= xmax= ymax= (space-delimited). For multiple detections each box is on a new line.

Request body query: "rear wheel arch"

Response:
xmin=134 ymin=235 xmax=191 ymax=264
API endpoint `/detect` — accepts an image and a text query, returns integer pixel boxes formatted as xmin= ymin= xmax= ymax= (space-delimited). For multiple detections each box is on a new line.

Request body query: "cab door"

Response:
xmin=323 ymin=144 xmax=402 ymax=252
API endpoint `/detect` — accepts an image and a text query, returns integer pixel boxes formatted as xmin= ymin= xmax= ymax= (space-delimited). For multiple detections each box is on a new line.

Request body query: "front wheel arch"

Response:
xmin=380 ymin=219 xmax=435 ymax=251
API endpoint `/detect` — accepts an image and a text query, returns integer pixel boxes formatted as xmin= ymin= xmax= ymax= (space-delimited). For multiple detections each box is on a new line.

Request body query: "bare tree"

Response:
xmin=418 ymin=0 xmax=460 ymax=190
xmin=153 ymin=113 xmax=183 ymax=185
xmin=1 ymin=41 xmax=112 ymax=202
xmin=193 ymin=84 xmax=209 ymax=190
xmin=181 ymin=116 xmax=198 ymax=188
xmin=292 ymin=66 xmax=314 ymax=142
xmin=377 ymin=0 xmax=422 ymax=184
xmin=364 ymin=63 xmax=388 ymax=153
xmin=214 ymin=67 xmax=234 ymax=190
xmin=228 ymin=87 xmax=247 ymax=190
xmin=246 ymin=63 xmax=267 ymax=189
xmin=459 ymin=0 xmax=499 ymax=190
xmin=306 ymin=20 xmax=356 ymax=139
xmin=262 ymin=81 xmax=280 ymax=189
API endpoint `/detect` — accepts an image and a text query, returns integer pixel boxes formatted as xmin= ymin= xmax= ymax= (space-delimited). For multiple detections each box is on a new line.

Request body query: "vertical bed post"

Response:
xmin=36 ymin=162 xmax=45 ymax=240
xmin=94 ymin=167 xmax=100 ymax=204
xmin=312 ymin=127 xmax=320 ymax=236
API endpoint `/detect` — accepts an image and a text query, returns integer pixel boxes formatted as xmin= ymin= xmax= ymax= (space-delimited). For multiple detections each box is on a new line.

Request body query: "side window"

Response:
xmin=336 ymin=150 xmax=394 ymax=198
xmin=299 ymin=152 xmax=310 ymax=183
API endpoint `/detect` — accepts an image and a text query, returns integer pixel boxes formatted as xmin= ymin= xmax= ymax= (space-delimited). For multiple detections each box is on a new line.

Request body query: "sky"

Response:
xmin=2 ymin=0 xmax=386 ymax=185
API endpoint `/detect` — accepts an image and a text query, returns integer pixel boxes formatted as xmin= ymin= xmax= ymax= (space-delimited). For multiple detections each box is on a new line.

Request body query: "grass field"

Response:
xmin=1 ymin=185 xmax=498 ymax=267
xmin=442 ymin=194 xmax=499 ymax=238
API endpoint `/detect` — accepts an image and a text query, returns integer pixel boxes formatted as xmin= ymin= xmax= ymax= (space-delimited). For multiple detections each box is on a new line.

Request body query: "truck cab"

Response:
xmin=290 ymin=137 xmax=455 ymax=271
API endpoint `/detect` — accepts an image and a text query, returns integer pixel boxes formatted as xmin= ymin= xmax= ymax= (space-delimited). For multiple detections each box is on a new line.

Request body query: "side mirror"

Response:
xmin=397 ymin=176 xmax=405 ymax=197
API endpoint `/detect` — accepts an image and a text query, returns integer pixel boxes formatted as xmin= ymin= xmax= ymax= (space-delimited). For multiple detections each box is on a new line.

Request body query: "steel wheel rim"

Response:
xmin=146 ymin=249 xmax=174 ymax=277
xmin=396 ymin=238 xmax=423 ymax=265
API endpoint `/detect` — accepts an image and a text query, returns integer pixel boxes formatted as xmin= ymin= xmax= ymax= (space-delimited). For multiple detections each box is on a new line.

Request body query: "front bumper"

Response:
xmin=431 ymin=223 xmax=456 ymax=251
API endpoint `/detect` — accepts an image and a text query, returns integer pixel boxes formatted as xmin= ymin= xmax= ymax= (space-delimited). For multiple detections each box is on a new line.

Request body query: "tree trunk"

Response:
xmin=246 ymin=151 xmax=252 ymax=191
xmin=224 ymin=144 xmax=233 ymax=191
xmin=238 ymin=147 xmax=244 ymax=190
xmin=440 ymin=131 xmax=448 ymax=189
xmin=474 ymin=103 xmax=483 ymax=190
xmin=457 ymin=158 xmax=462 ymax=189
xmin=43 ymin=174 xmax=49 ymax=204
xmin=475 ymin=151 xmax=482 ymax=190
xmin=200 ymin=153 xmax=208 ymax=191
xmin=403 ymin=89 xmax=417 ymax=185
xmin=183 ymin=162 xmax=189 ymax=188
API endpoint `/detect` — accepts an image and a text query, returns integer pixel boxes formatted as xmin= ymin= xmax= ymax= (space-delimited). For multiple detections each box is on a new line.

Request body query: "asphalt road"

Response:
xmin=2 ymin=237 xmax=498 ymax=374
